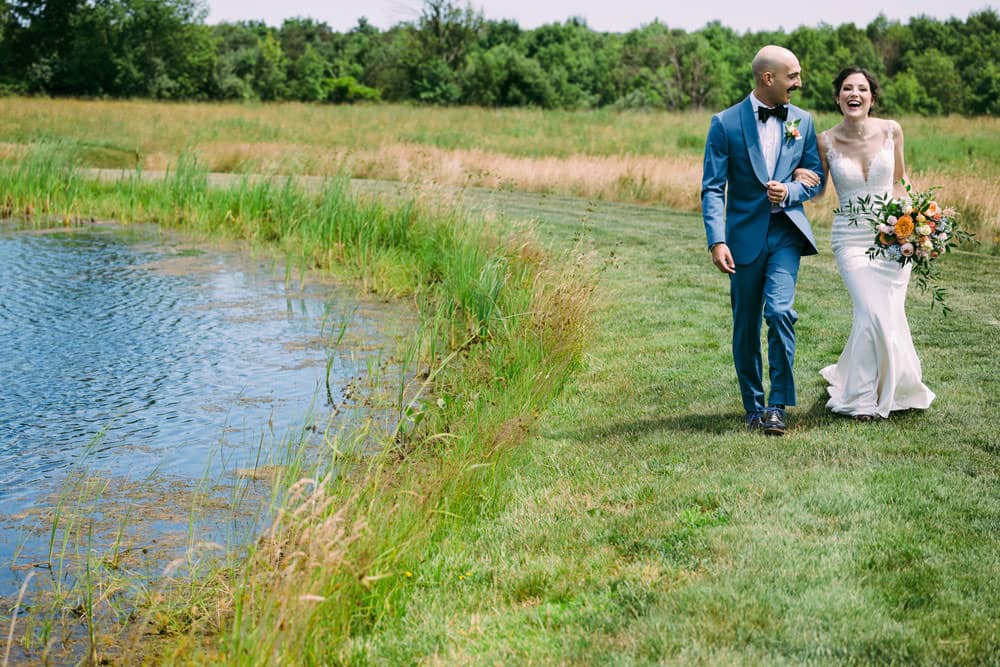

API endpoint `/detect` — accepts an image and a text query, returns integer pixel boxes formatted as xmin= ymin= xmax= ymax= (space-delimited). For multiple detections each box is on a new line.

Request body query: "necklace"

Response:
xmin=843 ymin=121 xmax=865 ymax=140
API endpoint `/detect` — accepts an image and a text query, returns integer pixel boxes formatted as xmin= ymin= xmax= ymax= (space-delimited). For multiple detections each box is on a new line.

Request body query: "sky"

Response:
xmin=204 ymin=0 xmax=997 ymax=33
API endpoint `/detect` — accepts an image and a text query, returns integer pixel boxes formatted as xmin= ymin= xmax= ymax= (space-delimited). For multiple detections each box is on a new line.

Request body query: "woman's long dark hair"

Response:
xmin=833 ymin=67 xmax=880 ymax=115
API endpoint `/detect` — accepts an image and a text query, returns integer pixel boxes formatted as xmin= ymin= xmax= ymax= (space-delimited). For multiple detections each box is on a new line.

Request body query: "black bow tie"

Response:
xmin=757 ymin=105 xmax=788 ymax=122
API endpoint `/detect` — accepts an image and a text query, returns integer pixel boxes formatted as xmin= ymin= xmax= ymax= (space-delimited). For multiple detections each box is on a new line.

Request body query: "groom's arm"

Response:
xmin=701 ymin=115 xmax=728 ymax=248
xmin=782 ymin=115 xmax=825 ymax=206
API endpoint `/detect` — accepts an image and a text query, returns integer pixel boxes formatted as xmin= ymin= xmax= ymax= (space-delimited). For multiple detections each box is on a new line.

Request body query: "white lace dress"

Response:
xmin=820 ymin=129 xmax=935 ymax=417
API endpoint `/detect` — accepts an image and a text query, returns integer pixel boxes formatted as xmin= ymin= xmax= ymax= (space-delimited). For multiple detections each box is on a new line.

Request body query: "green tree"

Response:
xmin=254 ymin=32 xmax=287 ymax=100
xmin=908 ymin=49 xmax=963 ymax=115
xmin=462 ymin=43 xmax=554 ymax=107
xmin=614 ymin=22 xmax=689 ymax=110
xmin=288 ymin=43 xmax=328 ymax=101
xmin=880 ymin=70 xmax=921 ymax=114
xmin=953 ymin=10 xmax=1000 ymax=114
xmin=522 ymin=17 xmax=617 ymax=108
xmin=413 ymin=57 xmax=461 ymax=104
xmin=417 ymin=0 xmax=483 ymax=68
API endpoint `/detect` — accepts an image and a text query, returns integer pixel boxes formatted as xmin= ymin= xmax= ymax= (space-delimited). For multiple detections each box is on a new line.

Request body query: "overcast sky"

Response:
xmin=204 ymin=0 xmax=996 ymax=32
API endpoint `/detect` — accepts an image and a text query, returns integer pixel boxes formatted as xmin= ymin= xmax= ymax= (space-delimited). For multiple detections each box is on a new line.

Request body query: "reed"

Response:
xmin=0 ymin=142 xmax=594 ymax=663
xmin=1 ymin=98 xmax=996 ymax=241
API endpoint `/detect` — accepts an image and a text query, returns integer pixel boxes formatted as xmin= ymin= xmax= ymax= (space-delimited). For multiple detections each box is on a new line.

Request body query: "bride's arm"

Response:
xmin=792 ymin=132 xmax=830 ymax=197
xmin=891 ymin=120 xmax=909 ymax=197
xmin=793 ymin=131 xmax=828 ymax=195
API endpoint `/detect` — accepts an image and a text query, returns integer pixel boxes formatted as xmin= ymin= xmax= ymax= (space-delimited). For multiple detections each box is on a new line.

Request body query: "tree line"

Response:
xmin=2 ymin=0 xmax=998 ymax=115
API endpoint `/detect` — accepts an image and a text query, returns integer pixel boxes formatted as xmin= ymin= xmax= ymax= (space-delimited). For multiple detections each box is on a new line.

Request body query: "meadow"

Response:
xmin=0 ymin=99 xmax=997 ymax=664
xmin=1 ymin=98 xmax=998 ymax=243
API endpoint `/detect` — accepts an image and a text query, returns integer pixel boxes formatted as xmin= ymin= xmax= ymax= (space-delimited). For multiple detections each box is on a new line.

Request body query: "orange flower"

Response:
xmin=926 ymin=201 xmax=941 ymax=219
xmin=894 ymin=215 xmax=914 ymax=238
xmin=878 ymin=232 xmax=894 ymax=246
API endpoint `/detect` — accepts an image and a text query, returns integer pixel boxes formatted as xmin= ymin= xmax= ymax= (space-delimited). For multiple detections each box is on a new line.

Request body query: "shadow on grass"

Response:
xmin=553 ymin=380 xmax=853 ymax=444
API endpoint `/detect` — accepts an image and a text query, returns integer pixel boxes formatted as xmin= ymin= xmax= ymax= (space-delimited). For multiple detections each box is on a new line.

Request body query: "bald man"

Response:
xmin=701 ymin=45 xmax=825 ymax=435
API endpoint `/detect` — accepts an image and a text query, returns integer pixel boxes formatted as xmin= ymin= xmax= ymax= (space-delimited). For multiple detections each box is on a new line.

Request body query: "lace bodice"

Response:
xmin=826 ymin=128 xmax=895 ymax=209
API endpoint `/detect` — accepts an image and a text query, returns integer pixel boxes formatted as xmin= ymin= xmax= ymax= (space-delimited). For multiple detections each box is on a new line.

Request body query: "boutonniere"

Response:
xmin=784 ymin=118 xmax=802 ymax=141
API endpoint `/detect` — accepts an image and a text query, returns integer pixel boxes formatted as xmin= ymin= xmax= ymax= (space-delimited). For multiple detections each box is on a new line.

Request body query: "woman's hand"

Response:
xmin=793 ymin=168 xmax=820 ymax=187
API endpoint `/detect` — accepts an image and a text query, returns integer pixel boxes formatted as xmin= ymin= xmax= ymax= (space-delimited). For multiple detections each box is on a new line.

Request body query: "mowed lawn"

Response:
xmin=346 ymin=185 xmax=999 ymax=663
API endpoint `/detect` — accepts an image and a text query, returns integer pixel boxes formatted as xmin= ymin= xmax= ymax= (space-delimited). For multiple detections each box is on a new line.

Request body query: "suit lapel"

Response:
xmin=740 ymin=97 xmax=769 ymax=185
xmin=773 ymin=107 xmax=800 ymax=180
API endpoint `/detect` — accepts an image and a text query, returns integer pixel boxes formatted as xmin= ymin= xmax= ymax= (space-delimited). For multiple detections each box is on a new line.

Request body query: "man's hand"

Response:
xmin=766 ymin=180 xmax=788 ymax=204
xmin=711 ymin=243 xmax=736 ymax=275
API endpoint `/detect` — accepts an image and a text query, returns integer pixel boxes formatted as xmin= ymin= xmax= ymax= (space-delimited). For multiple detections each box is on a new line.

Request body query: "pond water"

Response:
xmin=0 ymin=222 xmax=409 ymax=599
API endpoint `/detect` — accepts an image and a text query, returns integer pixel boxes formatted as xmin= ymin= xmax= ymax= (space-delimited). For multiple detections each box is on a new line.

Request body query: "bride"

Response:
xmin=796 ymin=67 xmax=935 ymax=420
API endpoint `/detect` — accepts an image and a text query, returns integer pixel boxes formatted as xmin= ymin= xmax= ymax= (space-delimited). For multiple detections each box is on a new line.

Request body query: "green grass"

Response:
xmin=333 ymin=187 xmax=999 ymax=664
xmin=2 ymin=138 xmax=997 ymax=663
xmin=2 ymin=99 xmax=997 ymax=171
xmin=0 ymin=144 xmax=593 ymax=663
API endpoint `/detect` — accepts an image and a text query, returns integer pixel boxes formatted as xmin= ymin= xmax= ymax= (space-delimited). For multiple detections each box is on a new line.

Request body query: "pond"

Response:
xmin=0 ymin=222 xmax=410 ymax=600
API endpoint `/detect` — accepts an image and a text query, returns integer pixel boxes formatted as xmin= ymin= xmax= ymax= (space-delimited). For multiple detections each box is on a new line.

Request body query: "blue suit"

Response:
xmin=701 ymin=96 xmax=824 ymax=413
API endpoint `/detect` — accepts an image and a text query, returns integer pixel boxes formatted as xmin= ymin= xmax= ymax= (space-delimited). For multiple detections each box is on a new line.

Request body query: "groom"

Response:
xmin=701 ymin=45 xmax=824 ymax=435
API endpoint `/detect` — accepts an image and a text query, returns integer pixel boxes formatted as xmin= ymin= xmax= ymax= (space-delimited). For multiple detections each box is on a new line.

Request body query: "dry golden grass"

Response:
xmin=2 ymin=97 xmax=996 ymax=241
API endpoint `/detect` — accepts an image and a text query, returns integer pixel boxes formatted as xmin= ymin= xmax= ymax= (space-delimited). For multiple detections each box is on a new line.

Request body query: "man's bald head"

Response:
xmin=752 ymin=45 xmax=798 ymax=84
xmin=751 ymin=45 xmax=802 ymax=107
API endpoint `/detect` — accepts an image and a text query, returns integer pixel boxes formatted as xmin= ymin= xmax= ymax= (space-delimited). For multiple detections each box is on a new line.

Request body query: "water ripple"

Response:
xmin=0 ymin=224 xmax=393 ymax=528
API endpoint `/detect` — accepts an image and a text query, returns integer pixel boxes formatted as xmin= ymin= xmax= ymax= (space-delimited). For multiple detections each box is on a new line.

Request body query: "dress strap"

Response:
xmin=822 ymin=130 xmax=839 ymax=162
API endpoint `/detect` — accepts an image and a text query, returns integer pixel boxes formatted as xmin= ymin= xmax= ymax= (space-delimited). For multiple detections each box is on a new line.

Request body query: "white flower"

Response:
xmin=878 ymin=223 xmax=894 ymax=234
xmin=937 ymin=233 xmax=949 ymax=241
xmin=886 ymin=215 xmax=898 ymax=225
xmin=901 ymin=199 xmax=914 ymax=215
xmin=921 ymin=237 xmax=934 ymax=250
xmin=900 ymin=242 xmax=914 ymax=256
xmin=916 ymin=225 xmax=932 ymax=236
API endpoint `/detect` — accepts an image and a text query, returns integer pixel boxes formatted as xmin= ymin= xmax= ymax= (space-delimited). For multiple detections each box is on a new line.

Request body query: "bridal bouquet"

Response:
xmin=835 ymin=180 xmax=974 ymax=313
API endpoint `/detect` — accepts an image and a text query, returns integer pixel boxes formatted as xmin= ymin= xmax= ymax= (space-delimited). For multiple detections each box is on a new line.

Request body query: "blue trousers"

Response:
xmin=730 ymin=214 xmax=804 ymax=413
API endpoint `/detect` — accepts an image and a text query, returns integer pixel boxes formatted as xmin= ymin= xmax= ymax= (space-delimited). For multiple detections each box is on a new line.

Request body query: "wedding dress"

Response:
xmin=820 ymin=127 xmax=935 ymax=417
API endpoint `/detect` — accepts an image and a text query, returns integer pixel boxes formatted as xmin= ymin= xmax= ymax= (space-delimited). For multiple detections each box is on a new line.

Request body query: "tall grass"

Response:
xmin=0 ymin=142 xmax=595 ymax=662
xmin=1 ymin=98 xmax=996 ymax=241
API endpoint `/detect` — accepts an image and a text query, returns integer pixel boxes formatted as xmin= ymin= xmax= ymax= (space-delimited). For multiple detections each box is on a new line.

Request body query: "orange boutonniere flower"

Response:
xmin=784 ymin=118 xmax=802 ymax=141
xmin=894 ymin=215 xmax=914 ymax=238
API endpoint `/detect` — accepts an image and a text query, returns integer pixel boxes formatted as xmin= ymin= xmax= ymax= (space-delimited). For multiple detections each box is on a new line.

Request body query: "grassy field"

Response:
xmin=0 ymin=146 xmax=592 ymax=664
xmin=1 ymin=101 xmax=998 ymax=663
xmin=1 ymin=98 xmax=998 ymax=243
xmin=341 ymin=186 xmax=999 ymax=663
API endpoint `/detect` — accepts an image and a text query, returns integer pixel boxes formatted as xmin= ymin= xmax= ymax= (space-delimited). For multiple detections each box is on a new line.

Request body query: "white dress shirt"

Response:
xmin=750 ymin=92 xmax=782 ymax=179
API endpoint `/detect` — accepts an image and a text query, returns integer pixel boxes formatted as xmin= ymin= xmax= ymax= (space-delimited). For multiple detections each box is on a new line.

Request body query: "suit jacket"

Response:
xmin=701 ymin=96 xmax=824 ymax=265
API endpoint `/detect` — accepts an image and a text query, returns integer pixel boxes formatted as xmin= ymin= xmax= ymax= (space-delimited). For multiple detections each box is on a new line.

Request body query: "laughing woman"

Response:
xmin=796 ymin=67 xmax=935 ymax=420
